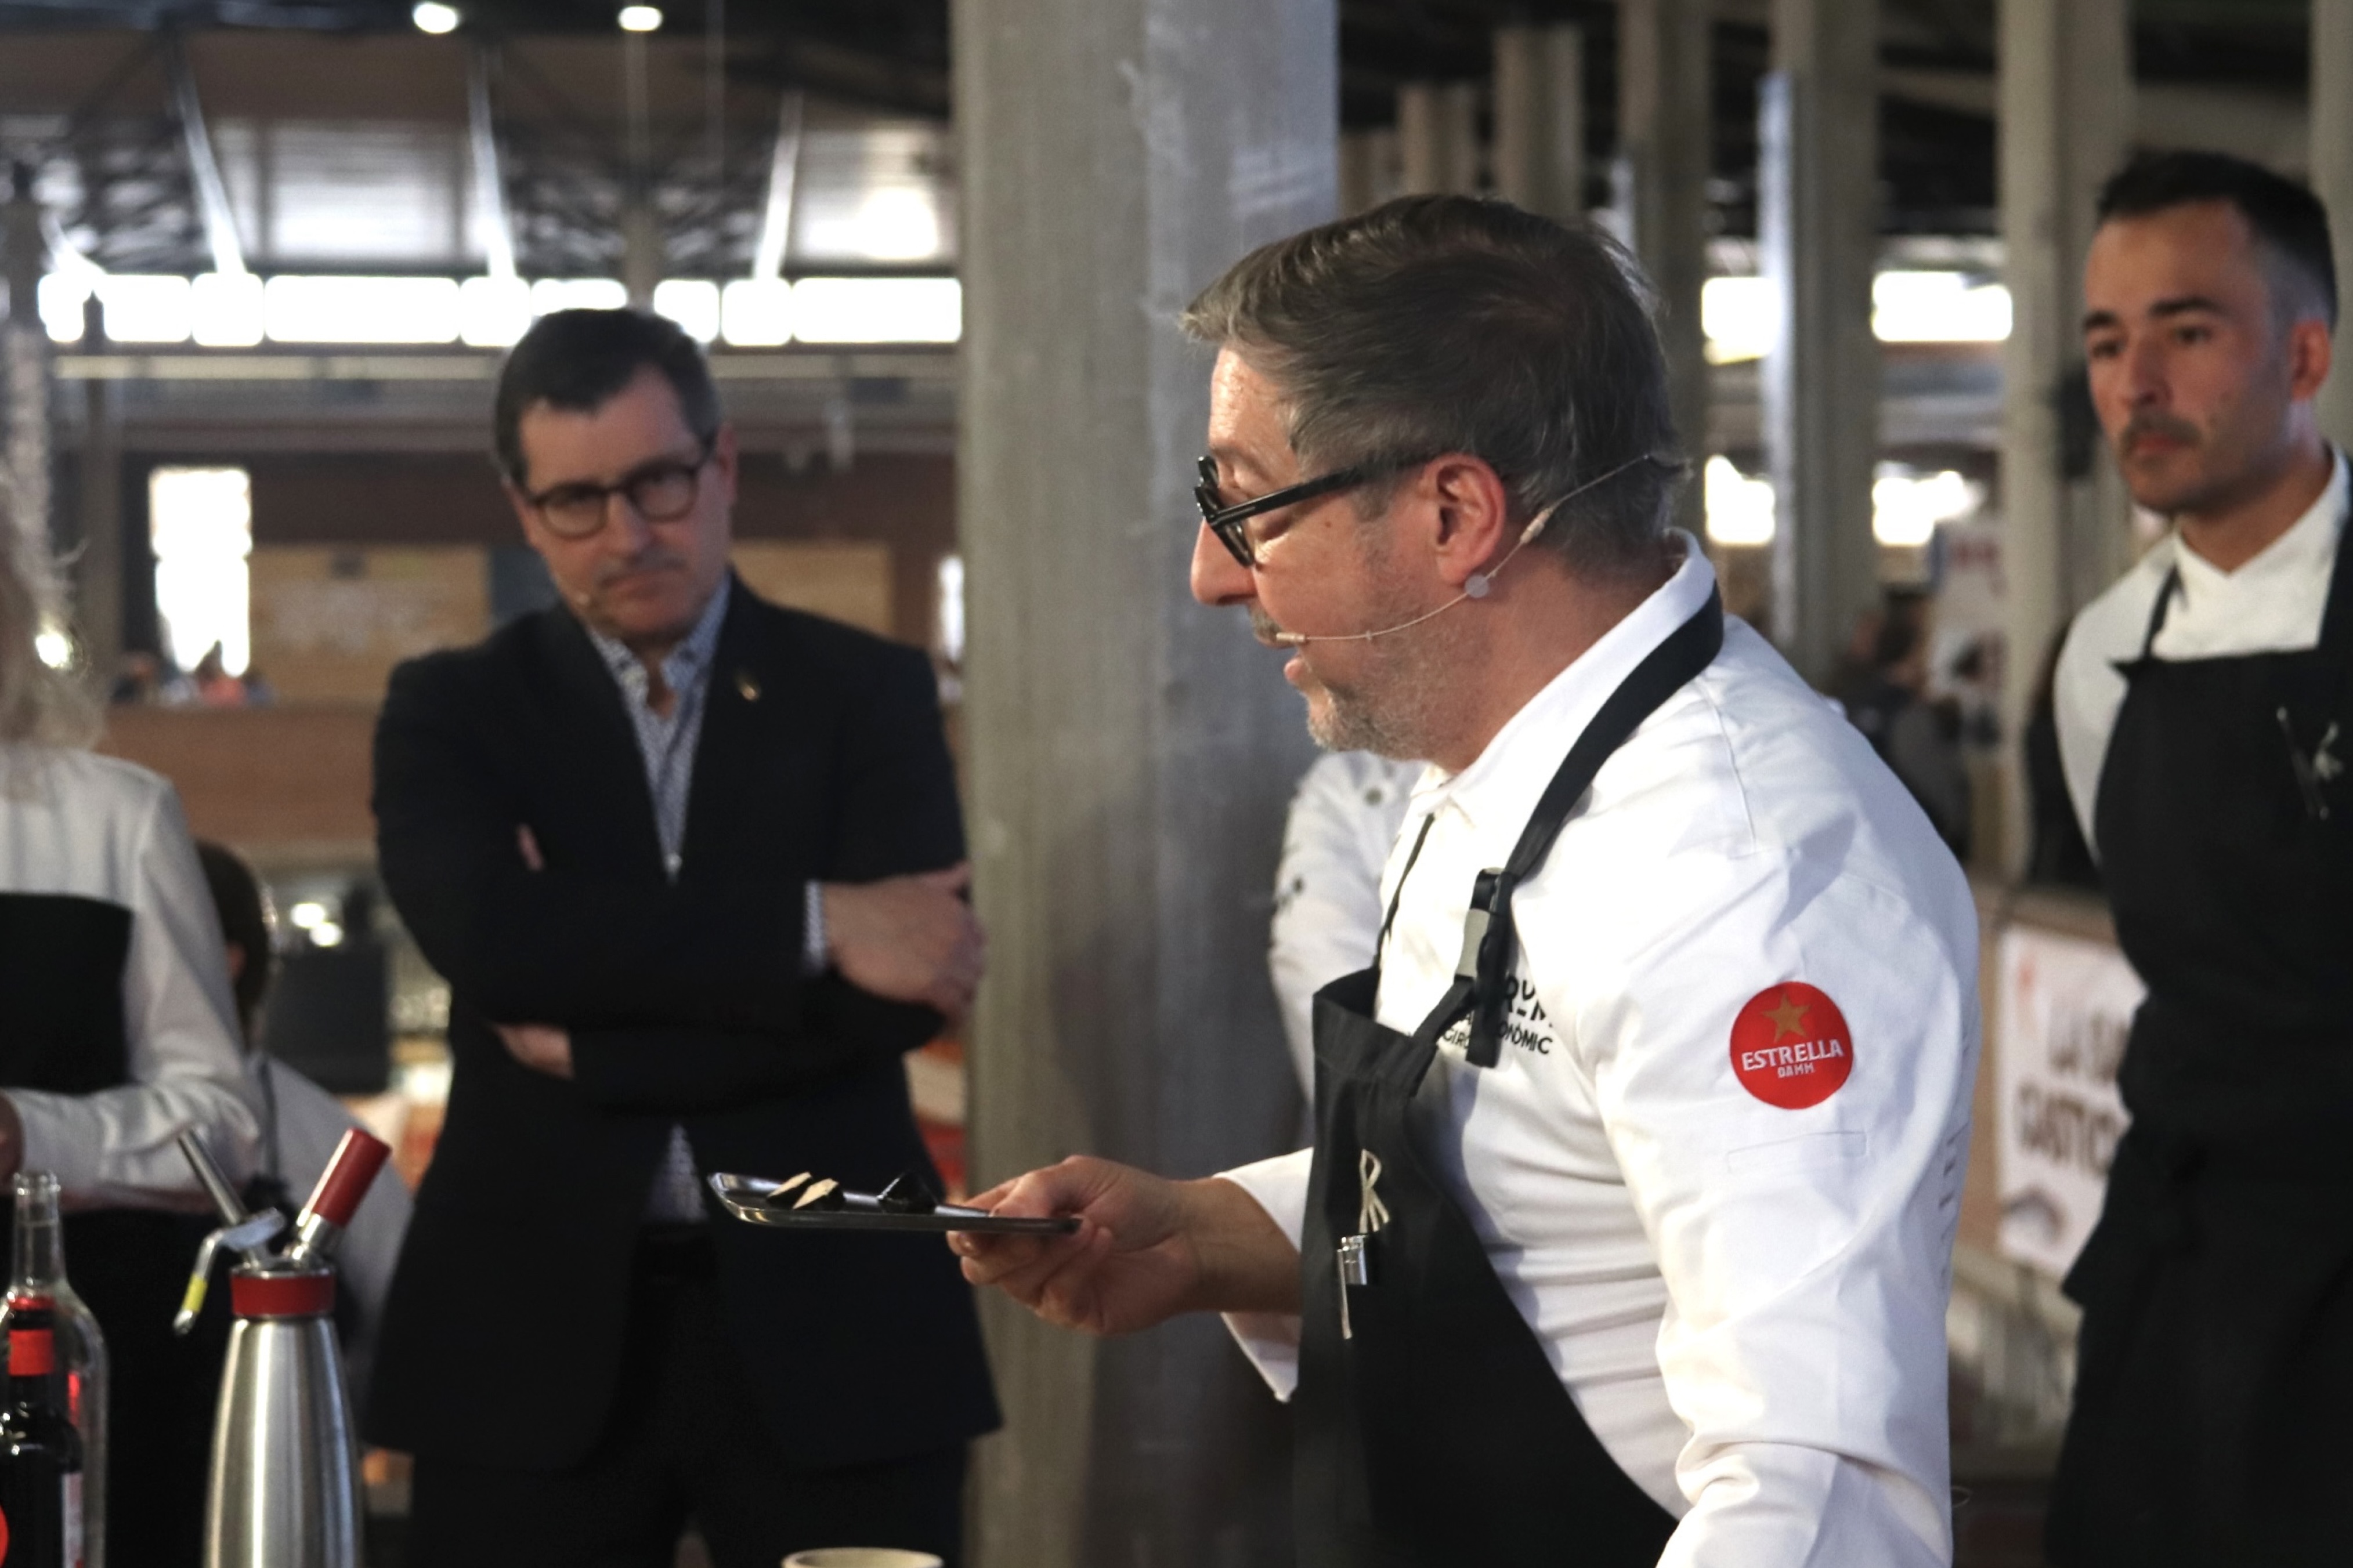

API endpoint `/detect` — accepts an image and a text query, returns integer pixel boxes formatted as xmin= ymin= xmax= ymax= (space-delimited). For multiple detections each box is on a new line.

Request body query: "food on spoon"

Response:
xmin=792 ymin=1178 xmax=843 ymax=1211
xmin=876 ymin=1171 xmax=939 ymax=1214
xmin=764 ymin=1173 xmax=811 ymax=1204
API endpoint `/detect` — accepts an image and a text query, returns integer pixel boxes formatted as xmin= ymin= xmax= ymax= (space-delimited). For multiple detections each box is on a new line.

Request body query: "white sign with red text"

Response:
xmin=1995 ymin=925 xmax=2145 ymax=1280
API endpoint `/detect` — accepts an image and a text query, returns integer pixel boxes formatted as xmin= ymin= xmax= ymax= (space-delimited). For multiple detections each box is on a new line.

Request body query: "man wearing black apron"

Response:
xmin=958 ymin=196 xmax=1980 ymax=1564
xmin=0 ymin=743 xmax=263 ymax=1566
xmin=2047 ymin=153 xmax=2353 ymax=1566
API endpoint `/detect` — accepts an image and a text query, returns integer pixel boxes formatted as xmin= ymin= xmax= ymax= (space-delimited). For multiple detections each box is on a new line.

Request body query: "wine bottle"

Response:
xmin=1 ymin=1176 xmax=104 ymax=1568
xmin=0 ymin=1298 xmax=86 ymax=1568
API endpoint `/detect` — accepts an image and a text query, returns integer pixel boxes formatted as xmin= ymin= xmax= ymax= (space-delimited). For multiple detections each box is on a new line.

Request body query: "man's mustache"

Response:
xmin=594 ymin=549 xmax=690 ymax=588
xmin=1249 ymin=606 xmax=1288 ymax=646
xmin=2120 ymin=414 xmax=2199 ymax=453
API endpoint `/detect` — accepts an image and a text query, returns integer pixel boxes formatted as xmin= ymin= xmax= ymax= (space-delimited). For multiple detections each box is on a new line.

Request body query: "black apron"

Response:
xmin=2047 ymin=522 xmax=2353 ymax=1567
xmin=0 ymin=890 xmax=230 ymax=1568
xmin=1294 ymin=589 xmax=1721 ymax=1568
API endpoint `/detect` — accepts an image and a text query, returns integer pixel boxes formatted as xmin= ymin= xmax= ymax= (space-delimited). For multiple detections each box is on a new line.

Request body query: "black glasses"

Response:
xmin=525 ymin=439 xmax=716 ymax=540
xmin=1194 ymin=454 xmax=1393 ymax=567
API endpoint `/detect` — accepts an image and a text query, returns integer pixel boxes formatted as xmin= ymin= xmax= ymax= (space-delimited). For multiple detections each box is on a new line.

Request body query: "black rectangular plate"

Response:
xmin=709 ymin=1173 xmax=1080 ymax=1236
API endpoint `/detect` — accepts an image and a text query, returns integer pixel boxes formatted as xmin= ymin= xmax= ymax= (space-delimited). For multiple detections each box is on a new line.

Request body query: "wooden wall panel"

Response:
xmin=250 ymin=546 xmax=490 ymax=702
xmin=99 ymin=706 xmax=378 ymax=857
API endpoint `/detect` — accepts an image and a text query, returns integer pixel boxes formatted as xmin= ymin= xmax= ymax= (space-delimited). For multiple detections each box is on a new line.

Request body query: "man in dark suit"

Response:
xmin=367 ymin=309 xmax=997 ymax=1568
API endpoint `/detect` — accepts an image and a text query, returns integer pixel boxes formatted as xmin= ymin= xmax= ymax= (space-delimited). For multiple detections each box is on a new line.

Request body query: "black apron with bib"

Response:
xmin=0 ymin=891 xmax=229 ymax=1568
xmin=1293 ymin=591 xmax=1721 ymax=1568
xmin=2047 ymin=526 xmax=2353 ymax=1566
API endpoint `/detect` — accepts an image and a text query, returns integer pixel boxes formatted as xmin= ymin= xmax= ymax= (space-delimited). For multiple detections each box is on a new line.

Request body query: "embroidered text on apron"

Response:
xmin=2047 ymin=522 xmax=2353 ymax=1567
xmin=1293 ymin=588 xmax=1722 ymax=1568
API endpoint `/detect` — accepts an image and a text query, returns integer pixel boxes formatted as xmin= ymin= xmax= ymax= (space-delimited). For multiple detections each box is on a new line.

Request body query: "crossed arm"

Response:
xmin=373 ymin=650 xmax=984 ymax=1102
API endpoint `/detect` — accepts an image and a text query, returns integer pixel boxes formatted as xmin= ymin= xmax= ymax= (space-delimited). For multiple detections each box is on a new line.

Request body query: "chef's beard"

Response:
xmin=1255 ymin=574 xmax=1470 ymax=761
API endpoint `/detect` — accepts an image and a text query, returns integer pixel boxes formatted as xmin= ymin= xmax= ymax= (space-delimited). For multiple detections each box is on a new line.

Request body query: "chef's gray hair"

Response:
xmin=0 ymin=490 xmax=97 ymax=749
xmin=1182 ymin=195 xmax=1683 ymax=579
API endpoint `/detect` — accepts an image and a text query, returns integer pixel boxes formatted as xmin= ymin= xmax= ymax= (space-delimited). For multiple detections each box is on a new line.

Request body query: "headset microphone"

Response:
xmin=1270 ymin=452 xmax=1657 ymax=647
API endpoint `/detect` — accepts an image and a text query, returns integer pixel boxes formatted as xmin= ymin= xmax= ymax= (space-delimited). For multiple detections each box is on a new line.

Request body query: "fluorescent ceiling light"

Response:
xmin=617 ymin=5 xmax=663 ymax=31
xmin=652 ymin=279 xmax=720 ymax=344
xmin=1703 ymin=456 xmax=1776 ymax=548
xmin=265 ymin=275 xmax=461 ymax=344
xmin=411 ymin=2 xmax=460 ymax=32
xmin=1873 ymin=467 xmax=1981 ymax=547
xmin=1874 ymin=271 xmax=2011 ymax=343
xmin=38 ymin=274 xmax=91 ymax=343
xmin=191 ymin=272 xmax=265 ymax=347
xmin=458 ymin=276 xmax=533 ymax=347
xmin=848 ymin=189 xmax=943 ymax=264
xmin=1701 ymin=270 xmax=2015 ymax=359
xmin=789 ymin=277 xmax=960 ymax=345
xmin=97 ymin=275 xmax=196 ymax=344
xmin=530 ymin=277 xmax=628 ymax=316
xmin=720 ymin=280 xmax=793 ymax=347
xmin=1701 ymin=276 xmax=1776 ymax=364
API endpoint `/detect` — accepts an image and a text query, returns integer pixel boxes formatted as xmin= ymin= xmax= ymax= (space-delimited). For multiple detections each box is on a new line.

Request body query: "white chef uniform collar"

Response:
xmin=1407 ymin=529 xmax=1720 ymax=838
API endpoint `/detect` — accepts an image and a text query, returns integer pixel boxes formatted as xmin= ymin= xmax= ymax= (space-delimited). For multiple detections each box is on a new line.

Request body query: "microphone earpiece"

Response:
xmin=1264 ymin=454 xmax=1639 ymax=647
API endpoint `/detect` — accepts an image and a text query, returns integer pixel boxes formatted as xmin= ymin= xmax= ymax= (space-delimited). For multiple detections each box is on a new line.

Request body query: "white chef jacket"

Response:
xmin=0 ymin=744 xmax=261 ymax=1205
xmin=2054 ymin=450 xmax=2348 ymax=854
xmin=1269 ymin=750 xmax=1423 ymax=1096
xmin=1220 ymin=538 xmax=1979 ymax=1567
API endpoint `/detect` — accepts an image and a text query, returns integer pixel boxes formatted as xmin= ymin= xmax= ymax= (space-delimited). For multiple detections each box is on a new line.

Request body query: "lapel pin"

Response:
xmin=736 ymin=669 xmax=761 ymax=703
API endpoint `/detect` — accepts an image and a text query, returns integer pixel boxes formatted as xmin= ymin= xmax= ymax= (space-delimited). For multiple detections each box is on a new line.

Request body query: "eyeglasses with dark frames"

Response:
xmin=525 ymin=437 xmax=718 ymax=540
xmin=1194 ymin=454 xmax=1399 ymax=568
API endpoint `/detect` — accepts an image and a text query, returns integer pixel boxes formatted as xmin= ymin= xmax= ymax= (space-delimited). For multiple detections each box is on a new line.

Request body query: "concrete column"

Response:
xmin=1998 ymin=0 xmax=2131 ymax=870
xmin=1339 ymin=127 xmax=1399 ymax=216
xmin=1759 ymin=0 xmax=1881 ymax=686
xmin=1492 ymin=24 xmax=1584 ymax=221
xmin=953 ymin=2 xmax=1332 ymax=1565
xmin=3 ymin=165 xmax=52 ymax=581
xmin=620 ymin=32 xmax=661 ymax=306
xmin=1397 ymin=81 xmax=1480 ymax=195
xmin=1617 ymin=0 xmax=1711 ymax=534
xmin=2312 ymin=0 xmax=2353 ymax=447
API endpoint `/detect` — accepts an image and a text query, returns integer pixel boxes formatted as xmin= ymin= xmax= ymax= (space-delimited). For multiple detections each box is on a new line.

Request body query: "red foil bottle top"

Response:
xmin=299 ymin=1128 xmax=391 ymax=1230
xmin=9 ymin=1329 xmax=54 ymax=1377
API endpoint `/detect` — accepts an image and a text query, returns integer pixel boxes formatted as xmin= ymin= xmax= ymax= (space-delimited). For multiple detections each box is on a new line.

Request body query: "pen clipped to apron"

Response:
xmin=1336 ymin=1150 xmax=1389 ymax=1339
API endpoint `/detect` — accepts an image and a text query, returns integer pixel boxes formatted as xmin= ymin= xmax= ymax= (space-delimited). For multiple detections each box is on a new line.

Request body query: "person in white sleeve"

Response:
xmin=2044 ymin=152 xmax=2353 ymax=1567
xmin=1269 ymin=751 xmax=1421 ymax=1097
xmin=955 ymin=195 xmax=1978 ymax=1567
xmin=0 ymin=502 xmax=262 ymax=1566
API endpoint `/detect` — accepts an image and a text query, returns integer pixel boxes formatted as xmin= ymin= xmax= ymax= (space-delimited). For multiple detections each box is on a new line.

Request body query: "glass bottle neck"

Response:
xmin=10 ymin=1186 xmax=63 ymax=1292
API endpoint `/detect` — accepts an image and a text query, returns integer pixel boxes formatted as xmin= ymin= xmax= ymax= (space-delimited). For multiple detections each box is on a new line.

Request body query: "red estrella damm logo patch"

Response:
xmin=1729 ymin=982 xmax=1853 ymax=1109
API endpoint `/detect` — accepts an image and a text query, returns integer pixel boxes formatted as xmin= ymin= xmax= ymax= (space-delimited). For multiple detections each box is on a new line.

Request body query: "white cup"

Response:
xmin=782 ymin=1552 xmax=945 ymax=1568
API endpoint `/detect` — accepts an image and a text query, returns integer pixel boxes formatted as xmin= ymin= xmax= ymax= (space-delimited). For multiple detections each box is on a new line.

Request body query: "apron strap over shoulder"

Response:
xmin=1430 ymin=587 xmax=1725 ymax=1067
xmin=1374 ymin=813 xmax=1439 ymax=968
xmin=2139 ymin=565 xmax=2182 ymax=661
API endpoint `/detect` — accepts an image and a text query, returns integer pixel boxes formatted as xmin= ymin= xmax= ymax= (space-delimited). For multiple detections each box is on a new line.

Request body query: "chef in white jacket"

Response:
xmin=0 ymin=505 xmax=261 ymax=1564
xmin=1269 ymin=751 xmax=1421 ymax=1096
xmin=955 ymin=195 xmax=1976 ymax=1567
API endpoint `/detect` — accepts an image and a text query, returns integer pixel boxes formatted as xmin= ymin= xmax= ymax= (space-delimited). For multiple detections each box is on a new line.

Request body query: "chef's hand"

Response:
xmin=823 ymin=863 xmax=985 ymax=1018
xmin=497 ymin=1023 xmax=574 ymax=1080
xmin=949 ymin=1156 xmax=1299 ymax=1336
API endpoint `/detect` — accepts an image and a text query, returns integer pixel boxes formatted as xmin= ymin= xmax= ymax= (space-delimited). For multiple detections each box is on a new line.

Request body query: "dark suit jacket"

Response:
xmin=365 ymin=578 xmax=1000 ymax=1471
